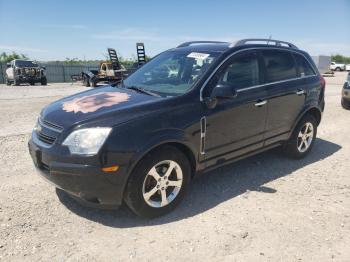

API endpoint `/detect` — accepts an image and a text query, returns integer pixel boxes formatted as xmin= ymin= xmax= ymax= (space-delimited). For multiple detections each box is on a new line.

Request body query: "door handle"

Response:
xmin=254 ymin=100 xmax=267 ymax=107
xmin=296 ymin=89 xmax=305 ymax=95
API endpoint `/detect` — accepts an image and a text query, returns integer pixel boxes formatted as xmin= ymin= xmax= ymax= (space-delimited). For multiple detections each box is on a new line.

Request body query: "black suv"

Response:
xmin=28 ymin=39 xmax=325 ymax=217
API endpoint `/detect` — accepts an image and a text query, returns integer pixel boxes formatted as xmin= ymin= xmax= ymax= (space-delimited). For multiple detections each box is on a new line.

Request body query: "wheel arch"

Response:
xmin=127 ymin=139 xmax=198 ymax=181
xmin=289 ymin=106 xmax=322 ymax=139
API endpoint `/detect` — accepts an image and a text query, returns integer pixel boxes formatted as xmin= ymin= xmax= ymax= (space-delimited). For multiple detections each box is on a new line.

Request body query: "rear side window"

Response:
xmin=294 ymin=54 xmax=315 ymax=77
xmin=261 ymin=50 xmax=297 ymax=83
xmin=217 ymin=52 xmax=259 ymax=89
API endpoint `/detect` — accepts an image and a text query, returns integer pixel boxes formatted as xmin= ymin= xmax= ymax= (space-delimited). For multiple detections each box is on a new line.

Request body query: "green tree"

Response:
xmin=0 ymin=51 xmax=28 ymax=63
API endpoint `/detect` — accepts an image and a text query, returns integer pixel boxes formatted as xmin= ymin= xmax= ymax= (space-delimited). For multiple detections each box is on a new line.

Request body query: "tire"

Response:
xmin=283 ymin=114 xmax=317 ymax=159
xmin=341 ymin=98 xmax=350 ymax=110
xmin=40 ymin=77 xmax=47 ymax=85
xmin=336 ymin=67 xmax=341 ymax=71
xmin=124 ymin=146 xmax=191 ymax=218
xmin=29 ymin=81 xmax=35 ymax=86
xmin=90 ymin=79 xmax=97 ymax=87
xmin=83 ymin=76 xmax=90 ymax=87
xmin=14 ymin=79 xmax=20 ymax=86
xmin=6 ymin=79 xmax=10 ymax=86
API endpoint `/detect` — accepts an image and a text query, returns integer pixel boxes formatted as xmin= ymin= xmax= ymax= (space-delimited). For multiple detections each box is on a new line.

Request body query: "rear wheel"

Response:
xmin=40 ymin=77 xmax=47 ymax=85
xmin=124 ymin=146 xmax=191 ymax=218
xmin=90 ymin=79 xmax=97 ymax=87
xmin=283 ymin=114 xmax=317 ymax=159
xmin=14 ymin=79 xmax=20 ymax=86
xmin=83 ymin=75 xmax=90 ymax=87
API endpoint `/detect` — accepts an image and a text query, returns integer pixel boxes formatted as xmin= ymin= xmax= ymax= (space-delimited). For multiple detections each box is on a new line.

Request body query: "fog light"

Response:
xmin=102 ymin=165 xmax=119 ymax=172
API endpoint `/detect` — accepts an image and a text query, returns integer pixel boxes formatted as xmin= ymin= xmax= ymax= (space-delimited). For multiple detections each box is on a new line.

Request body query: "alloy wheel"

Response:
xmin=142 ymin=160 xmax=183 ymax=208
xmin=297 ymin=122 xmax=314 ymax=153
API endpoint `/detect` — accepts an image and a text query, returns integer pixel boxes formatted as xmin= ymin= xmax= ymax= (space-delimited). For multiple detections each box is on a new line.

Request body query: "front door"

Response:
xmin=202 ymin=51 xmax=268 ymax=167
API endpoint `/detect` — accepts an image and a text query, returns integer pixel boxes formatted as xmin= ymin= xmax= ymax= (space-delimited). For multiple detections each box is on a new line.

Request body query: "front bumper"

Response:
xmin=17 ymin=75 xmax=42 ymax=82
xmin=28 ymin=135 xmax=126 ymax=209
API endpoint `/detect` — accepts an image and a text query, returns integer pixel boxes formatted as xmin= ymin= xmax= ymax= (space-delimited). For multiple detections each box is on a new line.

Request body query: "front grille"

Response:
xmin=35 ymin=118 xmax=63 ymax=146
xmin=40 ymin=118 xmax=63 ymax=132
xmin=37 ymin=132 xmax=56 ymax=145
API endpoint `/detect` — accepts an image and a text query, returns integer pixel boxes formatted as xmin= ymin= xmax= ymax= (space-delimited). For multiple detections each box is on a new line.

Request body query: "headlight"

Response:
xmin=62 ymin=128 xmax=112 ymax=155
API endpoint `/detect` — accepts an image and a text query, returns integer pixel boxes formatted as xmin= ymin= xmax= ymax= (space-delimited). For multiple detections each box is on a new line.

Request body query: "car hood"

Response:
xmin=41 ymin=85 xmax=163 ymax=129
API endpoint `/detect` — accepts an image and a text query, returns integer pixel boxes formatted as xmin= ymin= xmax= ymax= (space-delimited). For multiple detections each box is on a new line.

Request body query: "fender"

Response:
xmin=126 ymin=128 xmax=198 ymax=177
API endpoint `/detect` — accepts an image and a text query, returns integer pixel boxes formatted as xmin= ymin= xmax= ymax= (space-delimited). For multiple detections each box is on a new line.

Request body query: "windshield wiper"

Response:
xmin=126 ymin=86 xmax=161 ymax=97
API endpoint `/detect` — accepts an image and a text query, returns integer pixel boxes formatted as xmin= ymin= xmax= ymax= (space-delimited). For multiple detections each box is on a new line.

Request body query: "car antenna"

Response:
xmin=266 ymin=35 xmax=272 ymax=45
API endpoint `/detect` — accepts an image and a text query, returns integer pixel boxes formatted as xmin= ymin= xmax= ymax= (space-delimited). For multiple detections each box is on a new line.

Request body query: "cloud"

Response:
xmin=0 ymin=45 xmax=49 ymax=53
xmin=40 ymin=24 xmax=86 ymax=29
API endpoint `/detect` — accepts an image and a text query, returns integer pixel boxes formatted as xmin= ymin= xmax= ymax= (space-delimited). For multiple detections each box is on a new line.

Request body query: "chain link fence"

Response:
xmin=0 ymin=63 xmax=100 ymax=84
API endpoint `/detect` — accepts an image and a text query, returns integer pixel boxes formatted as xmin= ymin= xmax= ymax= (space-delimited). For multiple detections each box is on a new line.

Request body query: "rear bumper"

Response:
xmin=28 ymin=137 xmax=125 ymax=209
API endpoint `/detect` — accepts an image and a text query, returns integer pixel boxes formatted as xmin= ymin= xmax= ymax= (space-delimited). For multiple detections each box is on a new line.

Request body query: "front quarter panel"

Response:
xmin=102 ymin=99 xmax=203 ymax=187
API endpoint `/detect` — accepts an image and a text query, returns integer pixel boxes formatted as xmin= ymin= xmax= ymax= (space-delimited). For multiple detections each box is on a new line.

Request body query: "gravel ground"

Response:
xmin=0 ymin=75 xmax=349 ymax=261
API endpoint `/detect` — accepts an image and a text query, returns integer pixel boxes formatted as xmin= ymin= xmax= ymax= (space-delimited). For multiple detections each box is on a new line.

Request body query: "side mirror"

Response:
xmin=6 ymin=63 xmax=11 ymax=68
xmin=211 ymin=84 xmax=237 ymax=99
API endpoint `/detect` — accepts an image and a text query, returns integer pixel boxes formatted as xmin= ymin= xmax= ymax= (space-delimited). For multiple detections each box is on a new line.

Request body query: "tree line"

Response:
xmin=0 ymin=51 xmax=150 ymax=67
xmin=2 ymin=51 xmax=349 ymax=65
xmin=331 ymin=54 xmax=350 ymax=64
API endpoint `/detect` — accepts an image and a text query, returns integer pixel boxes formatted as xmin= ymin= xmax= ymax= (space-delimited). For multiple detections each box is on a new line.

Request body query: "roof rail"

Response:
xmin=177 ymin=41 xmax=229 ymax=48
xmin=234 ymin=38 xmax=298 ymax=49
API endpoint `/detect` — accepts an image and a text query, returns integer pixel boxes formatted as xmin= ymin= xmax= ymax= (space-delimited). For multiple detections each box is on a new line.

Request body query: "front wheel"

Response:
xmin=283 ymin=114 xmax=317 ymax=159
xmin=342 ymin=98 xmax=350 ymax=110
xmin=124 ymin=146 xmax=191 ymax=218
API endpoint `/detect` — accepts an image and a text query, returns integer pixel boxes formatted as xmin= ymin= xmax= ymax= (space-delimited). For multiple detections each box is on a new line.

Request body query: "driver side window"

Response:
xmin=217 ymin=52 xmax=259 ymax=90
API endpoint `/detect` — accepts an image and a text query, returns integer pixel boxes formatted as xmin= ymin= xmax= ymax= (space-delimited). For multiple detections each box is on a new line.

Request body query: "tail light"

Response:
xmin=320 ymin=75 xmax=326 ymax=89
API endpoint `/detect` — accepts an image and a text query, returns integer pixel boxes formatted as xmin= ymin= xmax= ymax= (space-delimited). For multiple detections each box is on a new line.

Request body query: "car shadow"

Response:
xmin=56 ymin=138 xmax=341 ymax=227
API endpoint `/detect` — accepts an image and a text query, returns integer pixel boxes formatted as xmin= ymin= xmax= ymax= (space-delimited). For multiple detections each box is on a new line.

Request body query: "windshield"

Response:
xmin=14 ymin=60 xmax=39 ymax=68
xmin=123 ymin=50 xmax=220 ymax=97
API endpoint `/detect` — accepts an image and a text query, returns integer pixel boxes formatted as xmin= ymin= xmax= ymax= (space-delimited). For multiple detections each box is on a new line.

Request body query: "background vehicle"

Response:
xmin=341 ymin=72 xmax=350 ymax=109
xmin=29 ymin=39 xmax=325 ymax=218
xmin=5 ymin=59 xmax=47 ymax=86
xmin=346 ymin=64 xmax=350 ymax=71
xmin=312 ymin=55 xmax=332 ymax=75
xmin=330 ymin=61 xmax=346 ymax=71
xmin=81 ymin=48 xmax=126 ymax=87
xmin=312 ymin=55 xmax=334 ymax=76
xmin=81 ymin=43 xmax=147 ymax=87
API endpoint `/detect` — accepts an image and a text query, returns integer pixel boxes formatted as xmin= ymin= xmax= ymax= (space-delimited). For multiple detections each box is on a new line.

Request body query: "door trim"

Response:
xmin=200 ymin=116 xmax=206 ymax=155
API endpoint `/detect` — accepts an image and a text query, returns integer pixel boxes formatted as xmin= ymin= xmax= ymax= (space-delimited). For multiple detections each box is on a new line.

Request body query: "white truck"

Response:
xmin=330 ymin=62 xmax=346 ymax=71
xmin=5 ymin=59 xmax=47 ymax=86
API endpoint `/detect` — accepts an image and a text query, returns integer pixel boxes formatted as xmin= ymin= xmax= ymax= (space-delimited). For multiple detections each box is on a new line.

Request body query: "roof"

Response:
xmin=173 ymin=39 xmax=302 ymax=54
xmin=173 ymin=42 xmax=231 ymax=53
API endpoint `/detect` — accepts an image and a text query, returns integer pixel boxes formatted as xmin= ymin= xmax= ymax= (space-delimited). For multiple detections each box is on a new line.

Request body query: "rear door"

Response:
xmin=260 ymin=49 xmax=306 ymax=145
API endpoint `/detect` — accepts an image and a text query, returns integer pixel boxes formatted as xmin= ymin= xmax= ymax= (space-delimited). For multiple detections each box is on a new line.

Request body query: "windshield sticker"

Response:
xmin=62 ymin=92 xmax=130 ymax=113
xmin=187 ymin=52 xmax=210 ymax=60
